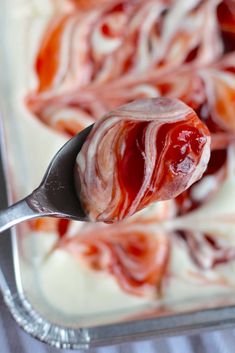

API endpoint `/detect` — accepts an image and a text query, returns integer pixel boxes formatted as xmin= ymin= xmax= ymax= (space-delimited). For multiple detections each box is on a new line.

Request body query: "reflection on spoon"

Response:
xmin=0 ymin=98 xmax=210 ymax=233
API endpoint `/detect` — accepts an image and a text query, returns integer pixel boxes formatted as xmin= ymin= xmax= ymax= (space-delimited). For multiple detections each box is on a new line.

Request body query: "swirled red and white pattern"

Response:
xmin=26 ymin=0 xmax=235 ymax=298
xmin=75 ymin=98 xmax=210 ymax=222
xmin=60 ymin=223 xmax=170 ymax=297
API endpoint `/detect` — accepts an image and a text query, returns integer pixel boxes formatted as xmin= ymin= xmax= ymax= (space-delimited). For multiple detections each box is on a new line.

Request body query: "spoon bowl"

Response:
xmin=0 ymin=124 xmax=93 ymax=233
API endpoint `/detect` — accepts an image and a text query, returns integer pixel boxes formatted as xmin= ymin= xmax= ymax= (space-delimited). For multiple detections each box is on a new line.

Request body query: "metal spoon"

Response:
xmin=0 ymin=125 xmax=94 ymax=233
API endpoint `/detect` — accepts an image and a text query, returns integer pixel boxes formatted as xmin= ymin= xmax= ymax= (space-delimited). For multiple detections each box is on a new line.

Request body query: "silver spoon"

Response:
xmin=0 ymin=125 xmax=94 ymax=233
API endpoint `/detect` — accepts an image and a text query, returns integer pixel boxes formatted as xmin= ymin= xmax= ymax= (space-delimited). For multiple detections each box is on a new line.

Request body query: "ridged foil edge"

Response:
xmin=4 ymin=290 xmax=90 ymax=349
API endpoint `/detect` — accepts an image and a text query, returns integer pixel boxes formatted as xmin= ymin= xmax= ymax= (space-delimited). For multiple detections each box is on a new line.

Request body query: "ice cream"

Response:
xmin=75 ymin=98 xmax=210 ymax=222
xmin=5 ymin=0 xmax=235 ymax=318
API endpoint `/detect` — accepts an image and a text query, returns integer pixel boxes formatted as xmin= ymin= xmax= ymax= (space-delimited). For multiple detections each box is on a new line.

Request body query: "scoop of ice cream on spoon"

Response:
xmin=75 ymin=98 xmax=211 ymax=222
xmin=0 ymin=98 xmax=210 ymax=233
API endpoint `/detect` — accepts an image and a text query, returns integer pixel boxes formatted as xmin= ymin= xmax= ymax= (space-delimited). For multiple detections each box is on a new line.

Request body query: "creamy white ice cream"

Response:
xmin=4 ymin=0 xmax=235 ymax=320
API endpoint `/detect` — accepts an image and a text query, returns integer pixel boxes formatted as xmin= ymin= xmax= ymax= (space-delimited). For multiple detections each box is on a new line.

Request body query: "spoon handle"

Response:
xmin=0 ymin=197 xmax=41 ymax=233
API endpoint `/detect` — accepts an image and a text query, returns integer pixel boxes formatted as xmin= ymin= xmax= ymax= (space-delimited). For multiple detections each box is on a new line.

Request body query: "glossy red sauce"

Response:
xmin=158 ymin=122 xmax=206 ymax=175
xmin=118 ymin=122 xmax=147 ymax=201
xmin=118 ymin=117 xmax=208 ymax=208
xmin=152 ymin=118 xmax=208 ymax=202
